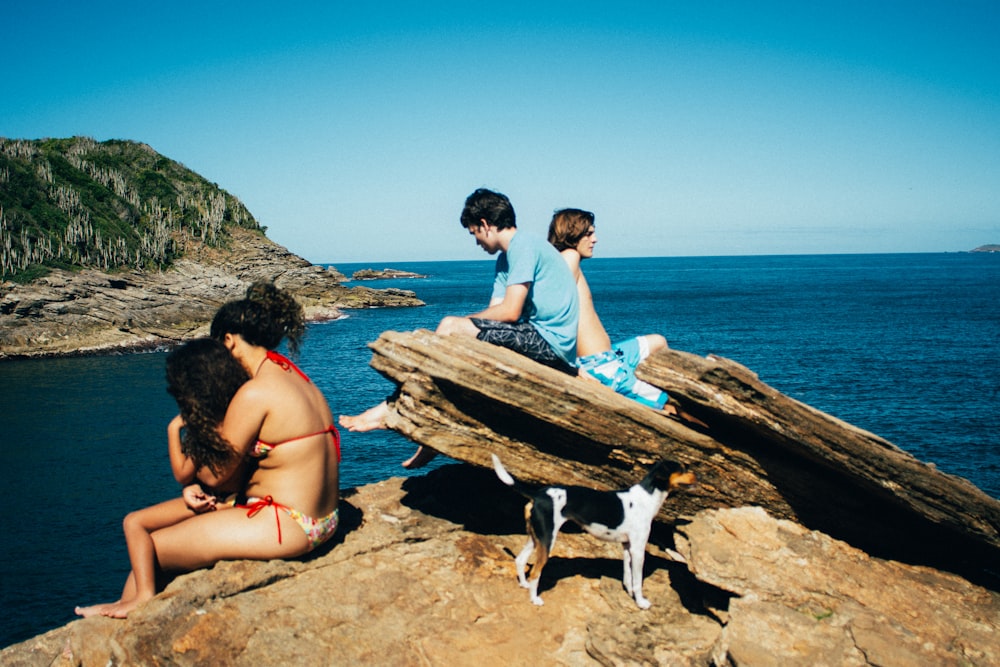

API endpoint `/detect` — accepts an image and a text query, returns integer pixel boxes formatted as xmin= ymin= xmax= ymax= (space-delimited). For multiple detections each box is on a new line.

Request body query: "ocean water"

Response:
xmin=1 ymin=253 xmax=998 ymax=648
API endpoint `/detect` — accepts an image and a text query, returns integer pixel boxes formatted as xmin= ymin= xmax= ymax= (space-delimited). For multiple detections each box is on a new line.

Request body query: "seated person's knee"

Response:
xmin=123 ymin=511 xmax=143 ymax=533
xmin=647 ymin=334 xmax=668 ymax=353
xmin=436 ymin=316 xmax=475 ymax=336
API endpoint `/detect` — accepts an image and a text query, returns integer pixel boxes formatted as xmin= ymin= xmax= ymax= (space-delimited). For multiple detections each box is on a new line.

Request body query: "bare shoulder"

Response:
xmin=560 ymin=249 xmax=583 ymax=280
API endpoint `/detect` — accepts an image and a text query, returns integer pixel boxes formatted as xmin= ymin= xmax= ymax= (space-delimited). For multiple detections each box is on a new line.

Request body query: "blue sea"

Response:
xmin=1 ymin=253 xmax=998 ymax=648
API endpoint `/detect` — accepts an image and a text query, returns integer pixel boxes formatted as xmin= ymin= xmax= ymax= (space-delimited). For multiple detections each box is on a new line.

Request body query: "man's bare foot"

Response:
xmin=74 ymin=602 xmax=114 ymax=618
xmin=339 ymin=401 xmax=390 ymax=432
xmin=402 ymin=445 xmax=438 ymax=469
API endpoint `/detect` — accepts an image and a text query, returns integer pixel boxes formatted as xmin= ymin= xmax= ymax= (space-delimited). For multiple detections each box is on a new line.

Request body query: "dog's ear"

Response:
xmin=652 ymin=460 xmax=682 ymax=477
xmin=647 ymin=460 xmax=696 ymax=492
xmin=644 ymin=459 xmax=681 ymax=489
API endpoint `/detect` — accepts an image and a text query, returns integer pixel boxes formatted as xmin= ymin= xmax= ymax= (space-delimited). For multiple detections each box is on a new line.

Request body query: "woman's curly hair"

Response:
xmin=210 ymin=281 xmax=306 ymax=355
xmin=166 ymin=338 xmax=250 ymax=475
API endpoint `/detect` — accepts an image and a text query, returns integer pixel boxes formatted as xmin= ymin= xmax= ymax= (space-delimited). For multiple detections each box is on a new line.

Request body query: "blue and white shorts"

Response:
xmin=576 ymin=336 xmax=668 ymax=410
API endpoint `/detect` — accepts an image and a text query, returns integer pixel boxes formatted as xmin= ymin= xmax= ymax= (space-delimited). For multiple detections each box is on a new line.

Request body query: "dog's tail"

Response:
xmin=492 ymin=454 xmax=534 ymax=497
xmin=492 ymin=453 xmax=517 ymax=486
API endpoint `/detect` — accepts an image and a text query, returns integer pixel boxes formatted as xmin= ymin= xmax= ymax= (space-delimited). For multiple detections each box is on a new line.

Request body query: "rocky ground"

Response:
xmin=3 ymin=463 xmax=997 ymax=666
xmin=0 ymin=229 xmax=423 ymax=359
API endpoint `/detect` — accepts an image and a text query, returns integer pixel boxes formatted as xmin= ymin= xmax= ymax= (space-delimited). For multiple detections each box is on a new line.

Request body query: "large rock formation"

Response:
xmin=368 ymin=329 xmax=1000 ymax=586
xmin=0 ymin=229 xmax=423 ymax=359
xmin=3 ymin=466 xmax=997 ymax=666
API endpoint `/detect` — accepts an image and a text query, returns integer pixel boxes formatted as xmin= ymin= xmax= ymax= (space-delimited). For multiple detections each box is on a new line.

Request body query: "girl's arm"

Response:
xmin=167 ymin=414 xmax=197 ymax=485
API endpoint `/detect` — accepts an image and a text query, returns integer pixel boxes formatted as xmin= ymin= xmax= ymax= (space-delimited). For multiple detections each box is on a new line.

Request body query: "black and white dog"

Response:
xmin=492 ymin=454 xmax=697 ymax=609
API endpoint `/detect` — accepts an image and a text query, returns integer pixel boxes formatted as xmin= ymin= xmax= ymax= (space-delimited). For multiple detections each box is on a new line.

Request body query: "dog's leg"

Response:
xmin=622 ymin=544 xmax=634 ymax=597
xmin=524 ymin=500 xmax=562 ymax=606
xmin=514 ymin=502 xmax=535 ymax=587
xmin=515 ymin=538 xmax=534 ymax=589
xmin=525 ymin=539 xmax=549 ymax=605
xmin=627 ymin=541 xmax=651 ymax=609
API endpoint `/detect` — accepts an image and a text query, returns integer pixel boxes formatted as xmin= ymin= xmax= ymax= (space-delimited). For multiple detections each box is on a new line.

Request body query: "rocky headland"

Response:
xmin=0 ymin=136 xmax=424 ymax=359
xmin=0 ymin=228 xmax=423 ymax=359
xmin=4 ymin=331 xmax=999 ymax=666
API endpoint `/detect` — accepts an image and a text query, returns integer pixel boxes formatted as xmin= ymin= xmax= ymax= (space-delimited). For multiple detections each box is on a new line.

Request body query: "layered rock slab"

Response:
xmin=363 ymin=329 xmax=1000 ymax=585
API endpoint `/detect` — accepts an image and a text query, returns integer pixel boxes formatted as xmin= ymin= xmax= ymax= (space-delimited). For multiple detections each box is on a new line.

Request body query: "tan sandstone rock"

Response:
xmin=4 ymin=466 xmax=997 ymax=666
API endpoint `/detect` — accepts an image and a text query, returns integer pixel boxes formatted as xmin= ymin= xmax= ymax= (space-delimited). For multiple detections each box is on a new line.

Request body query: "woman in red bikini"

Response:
xmin=76 ymin=282 xmax=340 ymax=619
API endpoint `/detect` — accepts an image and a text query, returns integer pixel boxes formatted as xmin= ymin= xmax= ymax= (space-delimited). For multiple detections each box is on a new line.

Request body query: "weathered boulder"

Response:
xmin=0 ymin=229 xmax=423 ymax=359
xmin=363 ymin=329 xmax=1000 ymax=587
xmin=676 ymin=506 xmax=1000 ymax=667
xmin=3 ymin=466 xmax=997 ymax=666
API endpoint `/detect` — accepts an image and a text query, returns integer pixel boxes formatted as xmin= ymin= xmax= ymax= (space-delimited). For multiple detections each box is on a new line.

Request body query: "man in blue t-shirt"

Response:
xmin=437 ymin=188 xmax=579 ymax=372
xmin=341 ymin=188 xmax=580 ymax=468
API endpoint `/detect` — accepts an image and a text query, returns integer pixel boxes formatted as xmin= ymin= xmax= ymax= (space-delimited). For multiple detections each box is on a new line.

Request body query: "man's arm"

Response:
xmin=469 ymin=283 xmax=530 ymax=322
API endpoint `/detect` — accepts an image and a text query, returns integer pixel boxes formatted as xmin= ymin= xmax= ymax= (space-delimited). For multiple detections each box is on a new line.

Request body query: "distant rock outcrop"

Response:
xmin=3 ymin=467 xmax=997 ymax=666
xmin=351 ymin=268 xmax=427 ymax=281
xmin=0 ymin=229 xmax=423 ymax=359
xmin=971 ymin=244 xmax=1000 ymax=253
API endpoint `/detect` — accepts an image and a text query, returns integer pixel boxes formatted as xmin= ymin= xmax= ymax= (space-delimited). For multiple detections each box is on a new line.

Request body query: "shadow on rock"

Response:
xmin=400 ymin=462 xmax=535 ymax=535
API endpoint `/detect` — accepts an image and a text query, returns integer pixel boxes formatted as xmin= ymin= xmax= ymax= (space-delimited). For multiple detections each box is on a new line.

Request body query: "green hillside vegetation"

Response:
xmin=0 ymin=137 xmax=263 ymax=282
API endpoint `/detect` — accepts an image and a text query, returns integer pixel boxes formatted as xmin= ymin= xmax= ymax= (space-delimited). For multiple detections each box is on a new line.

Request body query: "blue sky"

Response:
xmin=3 ymin=1 xmax=998 ymax=262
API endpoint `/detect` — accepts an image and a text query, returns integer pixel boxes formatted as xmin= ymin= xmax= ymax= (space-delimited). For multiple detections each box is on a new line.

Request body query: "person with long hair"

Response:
xmin=548 ymin=208 xmax=705 ymax=426
xmin=76 ymin=282 xmax=340 ymax=618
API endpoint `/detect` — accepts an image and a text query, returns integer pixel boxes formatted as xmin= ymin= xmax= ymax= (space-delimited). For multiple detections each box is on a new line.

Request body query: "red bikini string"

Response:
xmin=243 ymin=495 xmax=283 ymax=544
xmin=266 ymin=350 xmax=310 ymax=383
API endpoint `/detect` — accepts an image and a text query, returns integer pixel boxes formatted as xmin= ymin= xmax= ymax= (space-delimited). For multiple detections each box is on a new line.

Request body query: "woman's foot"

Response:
xmin=99 ymin=595 xmax=148 ymax=619
xmin=74 ymin=602 xmax=114 ymax=618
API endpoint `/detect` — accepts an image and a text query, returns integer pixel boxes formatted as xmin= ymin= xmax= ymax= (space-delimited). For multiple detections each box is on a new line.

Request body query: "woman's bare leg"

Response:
xmin=150 ymin=502 xmax=310 ymax=574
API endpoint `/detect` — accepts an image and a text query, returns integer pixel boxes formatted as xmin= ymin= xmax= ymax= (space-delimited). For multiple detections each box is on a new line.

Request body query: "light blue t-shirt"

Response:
xmin=490 ymin=231 xmax=579 ymax=365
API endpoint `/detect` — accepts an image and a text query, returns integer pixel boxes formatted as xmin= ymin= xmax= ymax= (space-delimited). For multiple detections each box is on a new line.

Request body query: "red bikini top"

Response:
xmin=251 ymin=351 xmax=342 ymax=462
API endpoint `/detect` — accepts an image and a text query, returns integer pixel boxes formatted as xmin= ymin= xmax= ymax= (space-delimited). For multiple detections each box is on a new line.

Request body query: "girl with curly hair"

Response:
xmin=77 ymin=282 xmax=341 ymax=618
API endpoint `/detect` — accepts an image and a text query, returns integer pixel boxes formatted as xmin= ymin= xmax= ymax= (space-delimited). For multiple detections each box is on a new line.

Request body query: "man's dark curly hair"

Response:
xmin=459 ymin=188 xmax=516 ymax=231
xmin=210 ymin=281 xmax=306 ymax=355
xmin=166 ymin=338 xmax=250 ymax=475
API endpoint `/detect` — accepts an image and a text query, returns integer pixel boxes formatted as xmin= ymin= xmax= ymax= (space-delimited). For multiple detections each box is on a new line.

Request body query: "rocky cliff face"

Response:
xmin=3 ymin=465 xmax=997 ymax=666
xmin=0 ymin=228 xmax=423 ymax=359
